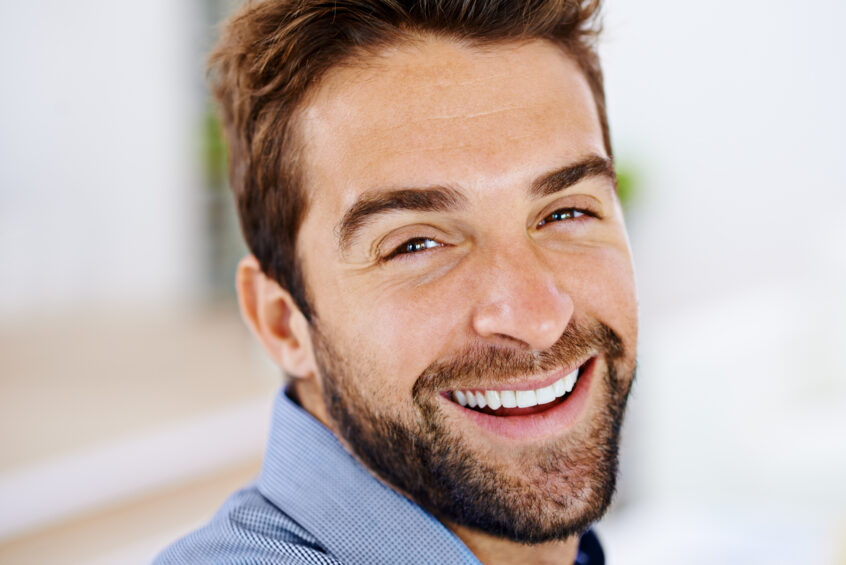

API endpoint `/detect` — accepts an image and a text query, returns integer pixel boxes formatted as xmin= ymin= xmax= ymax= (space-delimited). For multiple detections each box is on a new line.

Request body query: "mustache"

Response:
xmin=413 ymin=319 xmax=623 ymax=396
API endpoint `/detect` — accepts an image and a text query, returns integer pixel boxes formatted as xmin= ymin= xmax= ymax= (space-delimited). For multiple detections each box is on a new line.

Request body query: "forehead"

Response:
xmin=297 ymin=37 xmax=605 ymax=220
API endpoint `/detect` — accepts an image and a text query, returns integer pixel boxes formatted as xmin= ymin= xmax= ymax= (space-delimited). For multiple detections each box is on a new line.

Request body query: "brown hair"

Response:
xmin=209 ymin=0 xmax=609 ymax=321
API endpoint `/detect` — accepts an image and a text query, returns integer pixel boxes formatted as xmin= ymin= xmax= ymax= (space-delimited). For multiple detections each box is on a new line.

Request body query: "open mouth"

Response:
xmin=447 ymin=358 xmax=592 ymax=418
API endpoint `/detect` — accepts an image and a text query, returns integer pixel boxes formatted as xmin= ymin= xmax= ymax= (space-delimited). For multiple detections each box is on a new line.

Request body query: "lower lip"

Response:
xmin=447 ymin=357 xmax=597 ymax=441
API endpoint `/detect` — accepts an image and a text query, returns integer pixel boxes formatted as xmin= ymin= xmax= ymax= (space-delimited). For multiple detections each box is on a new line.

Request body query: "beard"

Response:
xmin=310 ymin=318 xmax=634 ymax=543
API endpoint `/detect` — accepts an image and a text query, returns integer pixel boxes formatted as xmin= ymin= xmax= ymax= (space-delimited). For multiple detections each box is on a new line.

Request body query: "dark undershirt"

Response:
xmin=576 ymin=529 xmax=605 ymax=565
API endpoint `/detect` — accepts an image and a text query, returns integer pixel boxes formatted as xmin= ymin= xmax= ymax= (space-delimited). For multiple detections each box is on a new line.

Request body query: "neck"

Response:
xmin=447 ymin=522 xmax=580 ymax=565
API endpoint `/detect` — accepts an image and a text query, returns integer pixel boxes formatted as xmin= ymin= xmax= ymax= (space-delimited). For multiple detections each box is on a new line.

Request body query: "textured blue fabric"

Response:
xmin=154 ymin=388 xmax=604 ymax=564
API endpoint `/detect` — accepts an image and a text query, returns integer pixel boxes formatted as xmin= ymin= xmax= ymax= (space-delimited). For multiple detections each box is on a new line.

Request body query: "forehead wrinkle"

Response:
xmin=374 ymin=104 xmax=534 ymax=128
xmin=307 ymin=40 xmax=575 ymax=133
xmin=355 ymin=132 xmax=540 ymax=175
xmin=348 ymin=112 xmax=540 ymax=165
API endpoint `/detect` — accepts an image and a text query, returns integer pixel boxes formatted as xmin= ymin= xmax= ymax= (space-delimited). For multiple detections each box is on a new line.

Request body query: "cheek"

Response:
xmin=364 ymin=281 xmax=469 ymax=383
xmin=313 ymin=272 xmax=468 ymax=402
xmin=560 ymin=246 xmax=638 ymax=341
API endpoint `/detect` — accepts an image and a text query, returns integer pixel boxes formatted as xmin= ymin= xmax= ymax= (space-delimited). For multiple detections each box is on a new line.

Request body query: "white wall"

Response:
xmin=0 ymin=0 xmax=203 ymax=317
xmin=600 ymin=1 xmax=846 ymax=561
xmin=602 ymin=0 xmax=845 ymax=308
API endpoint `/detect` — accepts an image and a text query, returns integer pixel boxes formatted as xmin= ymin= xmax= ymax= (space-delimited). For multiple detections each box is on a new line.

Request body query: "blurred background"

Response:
xmin=0 ymin=0 xmax=843 ymax=563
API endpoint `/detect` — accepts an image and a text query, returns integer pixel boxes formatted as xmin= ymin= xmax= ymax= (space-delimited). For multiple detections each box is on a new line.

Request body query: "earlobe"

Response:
xmin=235 ymin=255 xmax=316 ymax=379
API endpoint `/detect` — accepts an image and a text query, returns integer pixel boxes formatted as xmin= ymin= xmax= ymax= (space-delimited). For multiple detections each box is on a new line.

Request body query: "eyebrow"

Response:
xmin=337 ymin=186 xmax=467 ymax=252
xmin=336 ymin=154 xmax=615 ymax=252
xmin=530 ymin=154 xmax=616 ymax=198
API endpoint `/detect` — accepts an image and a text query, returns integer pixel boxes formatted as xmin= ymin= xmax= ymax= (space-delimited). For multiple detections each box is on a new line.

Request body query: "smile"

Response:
xmin=443 ymin=357 xmax=598 ymax=440
xmin=451 ymin=367 xmax=580 ymax=413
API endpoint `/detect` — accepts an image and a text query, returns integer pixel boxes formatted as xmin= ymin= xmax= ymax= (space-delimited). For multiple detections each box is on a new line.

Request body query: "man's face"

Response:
xmin=294 ymin=38 xmax=638 ymax=541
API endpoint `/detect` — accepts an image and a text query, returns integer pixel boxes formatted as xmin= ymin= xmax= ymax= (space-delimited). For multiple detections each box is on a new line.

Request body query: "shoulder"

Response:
xmin=153 ymin=484 xmax=343 ymax=565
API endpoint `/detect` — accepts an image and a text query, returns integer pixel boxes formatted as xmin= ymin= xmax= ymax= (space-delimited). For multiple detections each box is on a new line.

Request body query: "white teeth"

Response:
xmin=564 ymin=369 xmax=578 ymax=392
xmin=485 ymin=390 xmax=502 ymax=410
xmin=515 ymin=390 xmax=537 ymax=408
xmin=452 ymin=368 xmax=581 ymax=411
xmin=553 ymin=378 xmax=566 ymax=397
xmin=535 ymin=384 xmax=556 ymax=405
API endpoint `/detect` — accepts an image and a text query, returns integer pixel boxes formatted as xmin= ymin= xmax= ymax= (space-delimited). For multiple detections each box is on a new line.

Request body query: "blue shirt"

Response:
xmin=155 ymin=388 xmax=605 ymax=564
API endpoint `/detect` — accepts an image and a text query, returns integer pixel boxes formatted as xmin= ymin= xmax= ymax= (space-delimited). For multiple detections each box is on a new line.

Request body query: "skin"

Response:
xmin=237 ymin=37 xmax=638 ymax=565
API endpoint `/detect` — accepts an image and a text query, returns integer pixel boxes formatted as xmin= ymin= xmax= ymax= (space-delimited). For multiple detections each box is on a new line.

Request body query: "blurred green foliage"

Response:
xmin=615 ymin=164 xmax=637 ymax=210
xmin=203 ymin=105 xmax=227 ymax=190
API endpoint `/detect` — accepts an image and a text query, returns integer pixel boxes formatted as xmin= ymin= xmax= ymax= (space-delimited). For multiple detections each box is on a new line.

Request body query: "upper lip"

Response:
xmin=442 ymin=356 xmax=593 ymax=393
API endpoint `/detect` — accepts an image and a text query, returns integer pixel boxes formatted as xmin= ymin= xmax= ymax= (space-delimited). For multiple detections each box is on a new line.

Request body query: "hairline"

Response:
xmin=287 ymin=33 xmax=610 ymax=321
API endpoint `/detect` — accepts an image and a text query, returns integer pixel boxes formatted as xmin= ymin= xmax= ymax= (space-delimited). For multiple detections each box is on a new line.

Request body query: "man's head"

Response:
xmin=210 ymin=0 xmax=610 ymax=322
xmin=214 ymin=0 xmax=637 ymax=545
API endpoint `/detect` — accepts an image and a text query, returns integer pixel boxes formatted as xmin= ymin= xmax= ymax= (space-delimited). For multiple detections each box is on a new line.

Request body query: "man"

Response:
xmin=157 ymin=0 xmax=637 ymax=563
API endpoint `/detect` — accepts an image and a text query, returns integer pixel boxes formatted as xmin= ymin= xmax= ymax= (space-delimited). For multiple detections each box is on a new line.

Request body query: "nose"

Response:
xmin=470 ymin=243 xmax=573 ymax=351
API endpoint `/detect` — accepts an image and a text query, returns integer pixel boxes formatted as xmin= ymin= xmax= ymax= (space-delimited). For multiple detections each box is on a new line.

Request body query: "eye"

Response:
xmin=382 ymin=237 xmax=443 ymax=261
xmin=536 ymin=208 xmax=590 ymax=228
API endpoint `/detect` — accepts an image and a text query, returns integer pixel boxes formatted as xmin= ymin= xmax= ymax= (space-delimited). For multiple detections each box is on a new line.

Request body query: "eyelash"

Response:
xmin=379 ymin=207 xmax=596 ymax=262
xmin=381 ymin=237 xmax=443 ymax=262
xmin=535 ymin=207 xmax=595 ymax=228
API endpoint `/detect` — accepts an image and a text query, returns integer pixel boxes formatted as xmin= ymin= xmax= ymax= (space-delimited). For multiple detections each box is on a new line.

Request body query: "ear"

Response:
xmin=236 ymin=254 xmax=316 ymax=379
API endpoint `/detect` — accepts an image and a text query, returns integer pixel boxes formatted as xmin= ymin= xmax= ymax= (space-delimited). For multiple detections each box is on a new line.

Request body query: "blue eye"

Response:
xmin=537 ymin=208 xmax=587 ymax=228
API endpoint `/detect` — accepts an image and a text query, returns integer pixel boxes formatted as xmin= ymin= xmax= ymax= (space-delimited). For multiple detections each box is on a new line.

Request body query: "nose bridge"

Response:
xmin=470 ymin=238 xmax=573 ymax=351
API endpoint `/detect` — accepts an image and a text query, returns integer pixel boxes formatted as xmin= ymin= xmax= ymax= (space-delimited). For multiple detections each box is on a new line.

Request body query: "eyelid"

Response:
xmin=372 ymin=221 xmax=450 ymax=260
xmin=535 ymin=194 xmax=603 ymax=226
xmin=372 ymin=223 xmax=437 ymax=256
xmin=536 ymin=207 xmax=581 ymax=227
xmin=535 ymin=203 xmax=600 ymax=228
xmin=379 ymin=236 xmax=444 ymax=262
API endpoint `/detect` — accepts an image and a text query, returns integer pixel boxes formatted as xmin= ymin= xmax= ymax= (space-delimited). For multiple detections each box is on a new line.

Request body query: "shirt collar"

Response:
xmin=258 ymin=387 xmax=482 ymax=565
